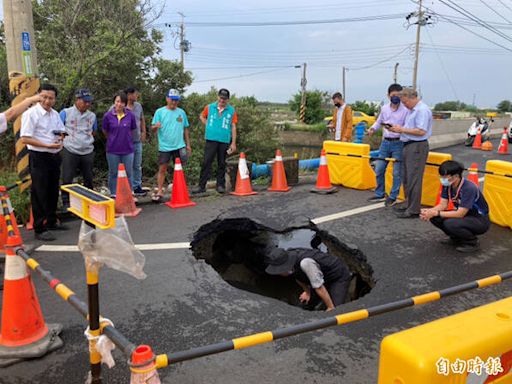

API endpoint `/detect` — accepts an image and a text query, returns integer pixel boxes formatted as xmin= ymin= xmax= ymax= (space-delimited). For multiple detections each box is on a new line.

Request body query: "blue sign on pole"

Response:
xmin=21 ymin=32 xmax=31 ymax=51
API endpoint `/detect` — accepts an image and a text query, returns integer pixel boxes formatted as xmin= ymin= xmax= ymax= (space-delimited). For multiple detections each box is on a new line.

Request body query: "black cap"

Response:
xmin=265 ymin=248 xmax=296 ymax=275
xmin=218 ymin=88 xmax=230 ymax=99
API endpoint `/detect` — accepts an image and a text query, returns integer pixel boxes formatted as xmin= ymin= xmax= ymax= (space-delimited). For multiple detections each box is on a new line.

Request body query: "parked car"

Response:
xmin=324 ymin=111 xmax=376 ymax=127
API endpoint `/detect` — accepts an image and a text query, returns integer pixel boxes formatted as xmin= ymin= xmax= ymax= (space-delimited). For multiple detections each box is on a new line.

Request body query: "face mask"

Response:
xmin=334 ymin=103 xmax=341 ymax=108
xmin=440 ymin=177 xmax=451 ymax=187
xmin=390 ymin=96 xmax=400 ymax=105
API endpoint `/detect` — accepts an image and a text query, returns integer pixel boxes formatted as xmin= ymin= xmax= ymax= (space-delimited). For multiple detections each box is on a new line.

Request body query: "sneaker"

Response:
xmin=440 ymin=237 xmax=462 ymax=246
xmin=191 ymin=187 xmax=206 ymax=195
xmin=133 ymin=186 xmax=147 ymax=197
xmin=47 ymin=223 xmax=69 ymax=231
xmin=456 ymin=243 xmax=480 ymax=253
xmin=216 ymin=185 xmax=226 ymax=194
xmin=367 ymin=195 xmax=386 ymax=203
xmin=384 ymin=197 xmax=397 ymax=207
xmin=35 ymin=231 xmax=56 ymax=241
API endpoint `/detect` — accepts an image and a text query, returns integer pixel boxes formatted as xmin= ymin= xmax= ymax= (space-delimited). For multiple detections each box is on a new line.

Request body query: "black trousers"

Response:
xmin=198 ymin=140 xmax=229 ymax=189
xmin=29 ymin=150 xmax=62 ymax=234
xmin=302 ymin=275 xmax=351 ymax=310
xmin=61 ymin=148 xmax=94 ymax=207
xmin=431 ymin=214 xmax=490 ymax=244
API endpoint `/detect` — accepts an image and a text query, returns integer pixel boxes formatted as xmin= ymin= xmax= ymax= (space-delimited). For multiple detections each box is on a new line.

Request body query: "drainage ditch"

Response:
xmin=190 ymin=218 xmax=375 ymax=310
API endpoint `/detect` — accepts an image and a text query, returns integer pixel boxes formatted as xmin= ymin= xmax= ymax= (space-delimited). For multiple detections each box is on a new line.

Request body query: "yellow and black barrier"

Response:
xmin=484 ymin=160 xmax=512 ymax=229
xmin=154 ymin=271 xmax=512 ymax=367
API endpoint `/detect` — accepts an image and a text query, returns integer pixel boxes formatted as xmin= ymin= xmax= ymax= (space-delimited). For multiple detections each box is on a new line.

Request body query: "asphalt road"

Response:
xmin=1 ymin=140 xmax=511 ymax=384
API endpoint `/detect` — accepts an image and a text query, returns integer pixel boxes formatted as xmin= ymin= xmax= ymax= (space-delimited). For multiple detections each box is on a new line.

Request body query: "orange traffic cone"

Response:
xmin=268 ymin=149 xmax=291 ymax=192
xmin=435 ymin=185 xmax=454 ymax=211
xmin=0 ymin=235 xmax=63 ymax=367
xmin=0 ymin=188 xmax=22 ymax=254
xmin=311 ymin=149 xmax=337 ymax=194
xmin=25 ymin=206 xmax=33 ymax=230
xmin=468 ymin=162 xmax=480 ymax=187
xmin=166 ymin=158 xmax=196 ymax=209
xmin=130 ymin=345 xmax=161 ymax=384
xmin=115 ymin=164 xmax=142 ymax=217
xmin=231 ymin=153 xmax=257 ymax=196
xmin=498 ymin=127 xmax=509 ymax=155
xmin=472 ymin=127 xmax=482 ymax=149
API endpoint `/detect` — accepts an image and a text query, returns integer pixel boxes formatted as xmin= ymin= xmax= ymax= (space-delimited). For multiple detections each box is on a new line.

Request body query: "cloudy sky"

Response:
xmin=153 ymin=0 xmax=512 ymax=108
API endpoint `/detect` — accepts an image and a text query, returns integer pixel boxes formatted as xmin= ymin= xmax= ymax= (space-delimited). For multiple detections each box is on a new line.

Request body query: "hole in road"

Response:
xmin=191 ymin=218 xmax=375 ymax=310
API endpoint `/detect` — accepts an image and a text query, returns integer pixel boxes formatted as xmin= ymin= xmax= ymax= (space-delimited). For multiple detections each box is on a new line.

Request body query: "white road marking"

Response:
xmin=312 ymin=202 xmax=386 ymax=224
xmin=36 ymin=242 xmax=190 ymax=253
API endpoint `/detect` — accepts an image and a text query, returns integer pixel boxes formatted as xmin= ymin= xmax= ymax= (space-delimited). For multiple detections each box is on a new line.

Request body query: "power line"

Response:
xmin=348 ymin=46 xmax=413 ymax=70
xmin=193 ymin=67 xmax=294 ymax=83
xmin=424 ymin=29 xmax=458 ymax=99
xmin=161 ymin=13 xmax=406 ymax=28
xmin=496 ymin=0 xmax=512 ymax=14
xmin=477 ymin=0 xmax=512 ymax=24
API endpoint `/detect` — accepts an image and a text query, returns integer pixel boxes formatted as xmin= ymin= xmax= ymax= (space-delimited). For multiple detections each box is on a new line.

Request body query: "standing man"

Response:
xmin=150 ymin=89 xmax=191 ymax=203
xmin=125 ymin=86 xmax=147 ymax=197
xmin=0 ymin=94 xmax=42 ymax=135
xmin=367 ymin=84 xmax=408 ymax=207
xmin=193 ymin=88 xmax=237 ymax=194
xmin=20 ymin=84 xmax=68 ymax=241
xmin=60 ymin=88 xmax=97 ymax=208
xmin=328 ymin=92 xmax=353 ymax=142
xmin=388 ymin=87 xmax=432 ymax=218
xmin=420 ymin=160 xmax=490 ymax=253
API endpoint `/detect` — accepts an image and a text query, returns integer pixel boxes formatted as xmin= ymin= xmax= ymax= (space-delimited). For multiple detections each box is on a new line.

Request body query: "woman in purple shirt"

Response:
xmin=102 ymin=91 xmax=137 ymax=196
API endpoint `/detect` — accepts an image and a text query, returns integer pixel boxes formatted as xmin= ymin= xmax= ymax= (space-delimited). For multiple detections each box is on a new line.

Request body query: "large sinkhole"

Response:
xmin=190 ymin=218 xmax=375 ymax=310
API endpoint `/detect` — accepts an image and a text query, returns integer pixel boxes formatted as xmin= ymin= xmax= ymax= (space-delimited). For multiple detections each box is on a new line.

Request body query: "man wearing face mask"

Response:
xmin=367 ymin=84 xmax=408 ymax=207
xmin=328 ymin=92 xmax=353 ymax=142
xmin=419 ymin=160 xmax=490 ymax=253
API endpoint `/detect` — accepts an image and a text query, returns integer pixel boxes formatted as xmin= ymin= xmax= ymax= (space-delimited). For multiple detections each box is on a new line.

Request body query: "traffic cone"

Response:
xmin=268 ymin=149 xmax=291 ymax=192
xmin=130 ymin=345 xmax=161 ymax=384
xmin=25 ymin=206 xmax=33 ymax=230
xmin=311 ymin=149 xmax=337 ymax=194
xmin=231 ymin=153 xmax=257 ymax=196
xmin=115 ymin=163 xmax=142 ymax=217
xmin=0 ymin=189 xmax=22 ymax=254
xmin=165 ymin=158 xmax=196 ymax=208
xmin=0 ymin=235 xmax=63 ymax=367
xmin=468 ymin=163 xmax=480 ymax=187
xmin=435 ymin=185 xmax=454 ymax=211
xmin=472 ymin=127 xmax=482 ymax=149
xmin=498 ymin=127 xmax=509 ymax=155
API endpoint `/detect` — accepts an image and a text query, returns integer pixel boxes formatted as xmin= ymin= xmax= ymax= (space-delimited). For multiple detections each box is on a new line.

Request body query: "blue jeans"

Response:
xmin=374 ymin=139 xmax=403 ymax=200
xmin=106 ymin=153 xmax=134 ymax=195
xmin=132 ymin=141 xmax=143 ymax=189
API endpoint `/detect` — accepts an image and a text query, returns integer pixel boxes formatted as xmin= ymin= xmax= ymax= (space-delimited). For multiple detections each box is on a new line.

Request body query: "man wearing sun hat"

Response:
xmin=265 ymin=247 xmax=352 ymax=311
xmin=150 ymin=89 xmax=191 ymax=202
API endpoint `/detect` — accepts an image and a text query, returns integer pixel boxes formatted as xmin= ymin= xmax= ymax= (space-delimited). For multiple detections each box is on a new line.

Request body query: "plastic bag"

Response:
xmin=78 ymin=217 xmax=147 ymax=279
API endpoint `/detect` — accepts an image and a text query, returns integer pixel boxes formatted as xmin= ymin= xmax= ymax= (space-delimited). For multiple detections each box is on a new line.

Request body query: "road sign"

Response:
xmin=61 ymin=184 xmax=115 ymax=229
xmin=21 ymin=32 xmax=31 ymax=51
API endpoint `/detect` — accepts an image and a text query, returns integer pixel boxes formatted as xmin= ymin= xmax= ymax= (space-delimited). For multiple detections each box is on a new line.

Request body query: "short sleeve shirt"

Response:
xmin=401 ymin=101 xmax=432 ymax=142
xmin=441 ymin=179 xmax=489 ymax=215
xmin=127 ymin=102 xmax=144 ymax=142
xmin=20 ymin=103 xmax=66 ymax=153
xmin=0 ymin=113 xmax=7 ymax=134
xmin=299 ymin=258 xmax=325 ymax=289
xmin=151 ymin=107 xmax=189 ymax=152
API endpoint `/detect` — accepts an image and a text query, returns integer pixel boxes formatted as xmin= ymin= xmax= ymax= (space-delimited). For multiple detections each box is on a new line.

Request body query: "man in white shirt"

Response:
xmin=0 ymin=94 xmax=42 ymax=135
xmin=21 ymin=84 xmax=68 ymax=241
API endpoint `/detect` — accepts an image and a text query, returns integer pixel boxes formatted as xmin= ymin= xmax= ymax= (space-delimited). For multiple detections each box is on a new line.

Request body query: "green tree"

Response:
xmin=32 ymin=0 xmax=165 ymax=108
xmin=289 ymin=90 xmax=330 ymax=124
xmin=351 ymin=100 xmax=378 ymax=116
xmin=497 ymin=100 xmax=512 ymax=113
xmin=434 ymin=100 xmax=467 ymax=111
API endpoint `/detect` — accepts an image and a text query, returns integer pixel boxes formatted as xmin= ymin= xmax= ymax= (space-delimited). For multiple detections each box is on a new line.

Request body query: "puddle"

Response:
xmin=190 ymin=218 xmax=375 ymax=310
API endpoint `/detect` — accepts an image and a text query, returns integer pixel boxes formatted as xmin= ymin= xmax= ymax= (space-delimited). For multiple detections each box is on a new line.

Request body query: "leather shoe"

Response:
xmin=47 ymin=222 xmax=69 ymax=231
xmin=191 ymin=187 xmax=206 ymax=195
xmin=395 ymin=211 xmax=419 ymax=219
xmin=35 ymin=231 xmax=56 ymax=241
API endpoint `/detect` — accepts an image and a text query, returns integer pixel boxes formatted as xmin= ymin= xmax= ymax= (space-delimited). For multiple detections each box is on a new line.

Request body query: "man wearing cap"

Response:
xmin=193 ymin=88 xmax=237 ymax=194
xmin=265 ymin=247 xmax=352 ymax=311
xmin=60 ymin=88 xmax=97 ymax=208
xmin=21 ymin=84 xmax=68 ymax=241
xmin=150 ymin=89 xmax=191 ymax=202
xmin=125 ymin=86 xmax=147 ymax=197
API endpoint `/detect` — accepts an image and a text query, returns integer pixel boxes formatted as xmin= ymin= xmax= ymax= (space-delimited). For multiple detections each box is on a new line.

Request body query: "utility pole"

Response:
xmin=342 ymin=66 xmax=347 ymax=100
xmin=393 ymin=63 xmax=399 ymax=83
xmin=300 ymin=62 xmax=307 ymax=123
xmin=3 ymin=0 xmax=40 ymax=189
xmin=178 ymin=12 xmax=185 ymax=68
xmin=412 ymin=0 xmax=423 ymax=91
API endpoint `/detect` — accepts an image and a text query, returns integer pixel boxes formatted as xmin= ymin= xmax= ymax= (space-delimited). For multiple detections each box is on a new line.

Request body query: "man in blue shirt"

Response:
xmin=368 ymin=83 xmax=408 ymax=207
xmin=420 ymin=160 xmax=490 ymax=253
xmin=388 ymin=87 xmax=432 ymax=218
xmin=150 ymin=89 xmax=190 ymax=202
xmin=193 ymin=88 xmax=238 ymax=194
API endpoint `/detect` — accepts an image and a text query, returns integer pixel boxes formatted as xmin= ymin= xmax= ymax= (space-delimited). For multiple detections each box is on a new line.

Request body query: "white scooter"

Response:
xmin=508 ymin=121 xmax=512 ymax=144
xmin=465 ymin=118 xmax=490 ymax=146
